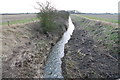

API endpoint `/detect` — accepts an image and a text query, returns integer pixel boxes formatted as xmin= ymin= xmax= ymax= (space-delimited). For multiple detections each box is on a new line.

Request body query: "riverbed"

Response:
xmin=43 ymin=16 xmax=75 ymax=78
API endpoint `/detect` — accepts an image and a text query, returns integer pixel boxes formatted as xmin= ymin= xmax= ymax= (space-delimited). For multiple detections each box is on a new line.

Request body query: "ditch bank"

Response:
xmin=62 ymin=14 xmax=119 ymax=78
xmin=2 ymin=11 xmax=69 ymax=78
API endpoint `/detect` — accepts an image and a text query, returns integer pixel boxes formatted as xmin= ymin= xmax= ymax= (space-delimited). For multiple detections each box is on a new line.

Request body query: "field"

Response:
xmin=1 ymin=13 xmax=118 ymax=25
xmin=1 ymin=14 xmax=38 ymax=25
xmin=77 ymin=13 xmax=118 ymax=23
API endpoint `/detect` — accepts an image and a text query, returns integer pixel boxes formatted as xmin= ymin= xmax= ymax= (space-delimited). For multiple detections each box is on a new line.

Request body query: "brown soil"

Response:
xmin=62 ymin=15 xmax=119 ymax=79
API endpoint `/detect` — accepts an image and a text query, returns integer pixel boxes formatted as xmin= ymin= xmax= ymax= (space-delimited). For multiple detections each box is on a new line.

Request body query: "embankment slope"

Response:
xmin=2 ymin=12 xmax=69 ymax=78
xmin=62 ymin=14 xmax=119 ymax=78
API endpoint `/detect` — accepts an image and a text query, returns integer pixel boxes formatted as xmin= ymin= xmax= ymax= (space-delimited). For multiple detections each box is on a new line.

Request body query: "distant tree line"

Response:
xmin=67 ymin=10 xmax=81 ymax=14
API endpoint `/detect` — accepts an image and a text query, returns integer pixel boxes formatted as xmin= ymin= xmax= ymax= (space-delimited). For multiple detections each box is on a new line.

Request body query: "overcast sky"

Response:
xmin=0 ymin=0 xmax=119 ymax=13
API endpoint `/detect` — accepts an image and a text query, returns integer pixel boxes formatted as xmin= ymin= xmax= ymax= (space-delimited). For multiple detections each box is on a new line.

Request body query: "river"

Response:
xmin=43 ymin=16 xmax=75 ymax=78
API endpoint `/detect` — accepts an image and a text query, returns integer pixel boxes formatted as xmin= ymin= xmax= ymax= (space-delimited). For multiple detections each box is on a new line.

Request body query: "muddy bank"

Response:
xmin=2 ymin=12 xmax=69 ymax=78
xmin=62 ymin=14 xmax=119 ymax=78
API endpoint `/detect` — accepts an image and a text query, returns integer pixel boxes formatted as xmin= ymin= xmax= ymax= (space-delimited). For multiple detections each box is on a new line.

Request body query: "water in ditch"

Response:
xmin=43 ymin=16 xmax=75 ymax=78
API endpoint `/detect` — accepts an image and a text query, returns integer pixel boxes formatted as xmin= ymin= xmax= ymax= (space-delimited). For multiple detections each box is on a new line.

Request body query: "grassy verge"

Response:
xmin=73 ymin=14 xmax=118 ymax=24
xmin=0 ymin=17 xmax=39 ymax=26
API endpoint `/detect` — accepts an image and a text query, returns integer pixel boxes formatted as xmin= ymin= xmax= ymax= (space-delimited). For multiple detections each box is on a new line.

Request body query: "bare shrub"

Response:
xmin=36 ymin=1 xmax=57 ymax=33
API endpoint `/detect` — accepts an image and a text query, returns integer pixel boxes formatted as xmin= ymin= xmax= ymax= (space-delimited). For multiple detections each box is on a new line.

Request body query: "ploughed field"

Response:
xmin=1 ymin=14 xmax=37 ymax=23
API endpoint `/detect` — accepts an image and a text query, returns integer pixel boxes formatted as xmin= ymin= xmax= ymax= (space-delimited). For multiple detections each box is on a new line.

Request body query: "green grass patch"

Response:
xmin=109 ymin=33 xmax=118 ymax=41
xmin=0 ymin=17 xmax=39 ymax=26
xmin=76 ymin=14 xmax=118 ymax=24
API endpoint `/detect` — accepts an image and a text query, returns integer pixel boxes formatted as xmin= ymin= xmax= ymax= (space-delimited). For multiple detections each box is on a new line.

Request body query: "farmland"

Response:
xmin=1 ymin=13 xmax=118 ymax=25
xmin=77 ymin=13 xmax=118 ymax=23
xmin=1 ymin=14 xmax=38 ymax=25
xmin=1 ymin=14 xmax=37 ymax=22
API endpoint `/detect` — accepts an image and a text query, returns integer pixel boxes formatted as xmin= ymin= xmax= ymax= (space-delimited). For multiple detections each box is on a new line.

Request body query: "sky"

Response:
xmin=0 ymin=0 xmax=119 ymax=13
